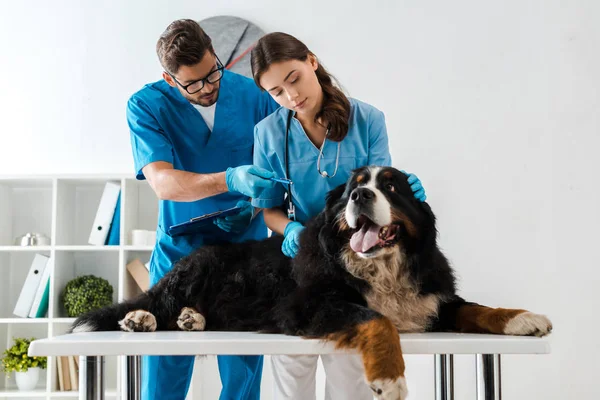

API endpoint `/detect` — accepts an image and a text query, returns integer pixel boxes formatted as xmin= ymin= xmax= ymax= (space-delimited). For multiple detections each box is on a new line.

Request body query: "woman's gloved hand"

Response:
xmin=401 ymin=170 xmax=427 ymax=202
xmin=282 ymin=221 xmax=305 ymax=258
xmin=213 ymin=200 xmax=255 ymax=233
xmin=225 ymin=165 xmax=276 ymax=198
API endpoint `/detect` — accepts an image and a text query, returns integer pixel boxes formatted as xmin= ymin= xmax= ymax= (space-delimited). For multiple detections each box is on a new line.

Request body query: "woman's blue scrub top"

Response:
xmin=127 ymin=70 xmax=278 ymax=284
xmin=252 ymin=98 xmax=392 ymax=224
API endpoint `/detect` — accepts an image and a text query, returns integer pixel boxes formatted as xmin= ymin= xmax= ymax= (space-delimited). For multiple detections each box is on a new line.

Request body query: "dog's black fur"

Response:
xmin=72 ymin=167 xmax=456 ymax=335
xmin=71 ymin=166 xmax=551 ymax=399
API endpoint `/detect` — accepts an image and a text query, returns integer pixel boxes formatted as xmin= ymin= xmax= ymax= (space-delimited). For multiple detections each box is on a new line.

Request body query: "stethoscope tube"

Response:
xmin=285 ymin=110 xmax=296 ymax=221
xmin=284 ymin=110 xmax=340 ymax=221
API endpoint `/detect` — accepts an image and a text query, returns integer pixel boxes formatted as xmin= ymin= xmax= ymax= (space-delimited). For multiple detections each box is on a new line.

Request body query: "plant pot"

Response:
xmin=15 ymin=367 xmax=40 ymax=391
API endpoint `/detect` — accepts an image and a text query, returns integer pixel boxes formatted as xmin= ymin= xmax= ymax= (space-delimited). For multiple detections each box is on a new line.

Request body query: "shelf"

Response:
xmin=0 ymin=318 xmax=50 ymax=324
xmin=0 ymin=325 xmax=48 ymax=393
xmin=0 ymin=246 xmax=52 ymax=252
xmin=55 ymin=179 xmax=121 ymax=246
xmin=0 ymin=180 xmax=53 ymax=247
xmin=54 ymin=246 xmax=120 ymax=252
xmin=122 ymin=180 xmax=158 ymax=245
xmin=0 ymin=252 xmax=52 ymax=319
xmin=0 ymin=389 xmax=48 ymax=397
xmin=0 ymin=246 xmax=154 ymax=252
xmin=51 ymin=318 xmax=76 ymax=324
xmin=1 ymin=175 xmax=156 ymax=397
xmin=0 ymin=389 xmax=119 ymax=398
xmin=52 ymin=251 xmax=119 ymax=318
xmin=48 ymin=390 xmax=118 ymax=397
xmin=122 ymin=245 xmax=154 ymax=251
xmin=48 ymin=392 xmax=77 ymax=397
xmin=0 ymin=318 xmax=76 ymax=325
xmin=55 ymin=245 xmax=153 ymax=251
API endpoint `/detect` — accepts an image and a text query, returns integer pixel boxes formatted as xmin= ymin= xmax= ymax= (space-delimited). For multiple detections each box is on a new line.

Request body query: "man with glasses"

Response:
xmin=126 ymin=19 xmax=279 ymax=400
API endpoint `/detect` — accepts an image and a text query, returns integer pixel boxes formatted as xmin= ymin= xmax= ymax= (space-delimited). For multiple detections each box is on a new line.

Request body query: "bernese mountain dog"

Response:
xmin=70 ymin=166 xmax=552 ymax=400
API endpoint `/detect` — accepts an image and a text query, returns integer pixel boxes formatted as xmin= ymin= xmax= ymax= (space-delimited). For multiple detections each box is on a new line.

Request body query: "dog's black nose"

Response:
xmin=350 ymin=188 xmax=375 ymax=204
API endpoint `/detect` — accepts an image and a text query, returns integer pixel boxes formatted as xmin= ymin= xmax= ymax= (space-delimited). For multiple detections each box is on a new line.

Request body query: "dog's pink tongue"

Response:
xmin=350 ymin=224 xmax=381 ymax=253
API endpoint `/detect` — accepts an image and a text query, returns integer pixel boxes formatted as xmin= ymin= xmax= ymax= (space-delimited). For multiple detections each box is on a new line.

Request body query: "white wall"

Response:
xmin=2 ymin=0 xmax=599 ymax=399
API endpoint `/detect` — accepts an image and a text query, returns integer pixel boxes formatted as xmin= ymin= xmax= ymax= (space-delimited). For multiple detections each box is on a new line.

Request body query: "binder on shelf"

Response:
xmin=60 ymin=355 xmax=72 ymax=390
xmin=127 ymin=259 xmax=149 ymax=291
xmin=56 ymin=356 xmax=64 ymax=391
xmin=13 ymin=254 xmax=50 ymax=318
xmin=28 ymin=258 xmax=51 ymax=318
xmin=105 ymin=192 xmax=121 ymax=245
xmin=88 ymin=182 xmax=121 ymax=246
xmin=68 ymin=355 xmax=78 ymax=390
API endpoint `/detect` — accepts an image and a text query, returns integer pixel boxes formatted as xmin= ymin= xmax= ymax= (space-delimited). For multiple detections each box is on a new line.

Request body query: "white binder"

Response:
xmin=88 ymin=182 xmax=121 ymax=245
xmin=28 ymin=257 xmax=52 ymax=318
xmin=13 ymin=254 xmax=50 ymax=318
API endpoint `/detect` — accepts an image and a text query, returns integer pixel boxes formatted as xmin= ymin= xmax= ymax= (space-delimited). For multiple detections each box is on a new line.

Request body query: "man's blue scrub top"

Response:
xmin=127 ymin=70 xmax=279 ymax=284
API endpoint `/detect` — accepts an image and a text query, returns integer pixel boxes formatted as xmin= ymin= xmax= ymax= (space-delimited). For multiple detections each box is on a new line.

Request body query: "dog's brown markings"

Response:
xmin=383 ymin=170 xmax=393 ymax=178
xmin=327 ymin=317 xmax=405 ymax=381
xmin=390 ymin=209 xmax=418 ymax=237
xmin=456 ymin=305 xmax=527 ymax=333
xmin=335 ymin=213 xmax=351 ymax=231
xmin=356 ymin=173 xmax=366 ymax=183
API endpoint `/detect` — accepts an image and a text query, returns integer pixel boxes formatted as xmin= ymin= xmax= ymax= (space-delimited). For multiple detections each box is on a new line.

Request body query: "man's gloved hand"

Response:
xmin=225 ymin=165 xmax=277 ymax=198
xmin=401 ymin=170 xmax=427 ymax=202
xmin=281 ymin=221 xmax=305 ymax=258
xmin=213 ymin=200 xmax=255 ymax=233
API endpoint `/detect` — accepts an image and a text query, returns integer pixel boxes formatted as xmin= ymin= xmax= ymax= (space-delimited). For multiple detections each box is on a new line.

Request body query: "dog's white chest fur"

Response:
xmin=341 ymin=248 xmax=440 ymax=332
xmin=365 ymin=285 xmax=440 ymax=333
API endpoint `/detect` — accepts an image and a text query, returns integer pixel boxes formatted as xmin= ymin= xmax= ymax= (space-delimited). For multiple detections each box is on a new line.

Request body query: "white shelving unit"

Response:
xmin=0 ymin=175 xmax=158 ymax=399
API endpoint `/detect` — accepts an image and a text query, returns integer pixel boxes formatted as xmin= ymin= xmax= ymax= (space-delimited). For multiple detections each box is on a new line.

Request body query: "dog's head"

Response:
xmin=322 ymin=166 xmax=436 ymax=260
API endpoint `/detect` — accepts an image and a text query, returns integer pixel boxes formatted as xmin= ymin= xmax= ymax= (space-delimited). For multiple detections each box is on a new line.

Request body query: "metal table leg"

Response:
xmin=81 ymin=356 xmax=104 ymax=400
xmin=127 ymin=355 xmax=142 ymax=400
xmin=476 ymin=354 xmax=502 ymax=400
xmin=435 ymin=354 xmax=454 ymax=400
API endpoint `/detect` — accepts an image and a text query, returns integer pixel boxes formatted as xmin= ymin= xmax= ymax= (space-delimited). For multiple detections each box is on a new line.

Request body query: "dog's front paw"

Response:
xmin=504 ymin=312 xmax=552 ymax=337
xmin=177 ymin=307 xmax=206 ymax=331
xmin=369 ymin=377 xmax=408 ymax=400
xmin=119 ymin=310 xmax=157 ymax=332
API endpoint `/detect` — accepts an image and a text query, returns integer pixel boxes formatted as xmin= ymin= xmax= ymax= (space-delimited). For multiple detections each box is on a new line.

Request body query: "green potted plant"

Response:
xmin=1 ymin=337 xmax=47 ymax=391
xmin=62 ymin=275 xmax=114 ymax=317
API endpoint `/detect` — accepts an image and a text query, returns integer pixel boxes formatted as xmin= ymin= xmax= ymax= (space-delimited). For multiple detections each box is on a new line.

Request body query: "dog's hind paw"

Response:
xmin=177 ymin=307 xmax=206 ymax=331
xmin=369 ymin=377 xmax=408 ymax=400
xmin=504 ymin=312 xmax=552 ymax=337
xmin=119 ymin=310 xmax=157 ymax=332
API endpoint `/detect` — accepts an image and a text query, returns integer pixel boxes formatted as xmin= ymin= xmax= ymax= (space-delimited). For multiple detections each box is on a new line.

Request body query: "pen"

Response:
xmin=269 ymin=177 xmax=293 ymax=186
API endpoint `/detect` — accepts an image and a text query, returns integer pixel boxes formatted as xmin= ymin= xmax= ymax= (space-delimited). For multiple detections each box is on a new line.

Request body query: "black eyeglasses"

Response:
xmin=168 ymin=56 xmax=225 ymax=94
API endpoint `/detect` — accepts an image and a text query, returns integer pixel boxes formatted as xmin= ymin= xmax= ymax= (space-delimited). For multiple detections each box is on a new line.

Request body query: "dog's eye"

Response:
xmin=386 ymin=183 xmax=396 ymax=192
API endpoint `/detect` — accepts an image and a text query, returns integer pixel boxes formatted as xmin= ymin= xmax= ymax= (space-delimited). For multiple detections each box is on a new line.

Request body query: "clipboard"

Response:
xmin=168 ymin=206 xmax=244 ymax=237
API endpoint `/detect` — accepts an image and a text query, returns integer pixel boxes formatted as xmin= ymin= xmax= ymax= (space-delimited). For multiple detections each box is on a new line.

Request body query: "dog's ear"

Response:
xmin=323 ymin=184 xmax=347 ymax=224
xmin=318 ymin=223 xmax=339 ymax=261
xmin=325 ymin=184 xmax=346 ymax=210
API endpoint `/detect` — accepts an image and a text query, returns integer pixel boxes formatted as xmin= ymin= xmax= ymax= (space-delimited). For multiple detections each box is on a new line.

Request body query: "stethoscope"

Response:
xmin=284 ymin=110 xmax=341 ymax=221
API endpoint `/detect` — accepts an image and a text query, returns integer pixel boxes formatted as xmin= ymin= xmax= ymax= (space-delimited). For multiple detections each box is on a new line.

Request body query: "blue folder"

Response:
xmin=168 ymin=206 xmax=243 ymax=237
xmin=105 ymin=192 xmax=121 ymax=245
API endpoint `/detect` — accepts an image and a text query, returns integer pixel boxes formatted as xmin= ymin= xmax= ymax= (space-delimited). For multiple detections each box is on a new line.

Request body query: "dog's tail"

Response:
xmin=68 ymin=293 xmax=151 ymax=333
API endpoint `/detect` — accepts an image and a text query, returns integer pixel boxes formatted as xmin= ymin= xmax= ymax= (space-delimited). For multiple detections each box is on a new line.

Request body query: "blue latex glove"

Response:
xmin=282 ymin=221 xmax=305 ymax=258
xmin=213 ymin=200 xmax=255 ymax=233
xmin=225 ymin=165 xmax=277 ymax=198
xmin=401 ymin=170 xmax=427 ymax=202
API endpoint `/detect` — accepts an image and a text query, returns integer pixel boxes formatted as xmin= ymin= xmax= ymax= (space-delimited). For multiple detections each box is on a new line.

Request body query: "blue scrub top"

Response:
xmin=127 ymin=70 xmax=279 ymax=282
xmin=252 ymin=98 xmax=392 ymax=224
